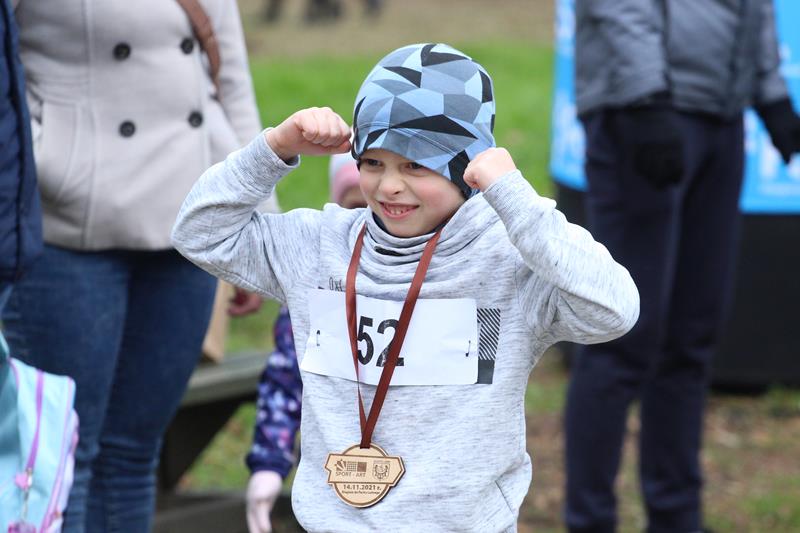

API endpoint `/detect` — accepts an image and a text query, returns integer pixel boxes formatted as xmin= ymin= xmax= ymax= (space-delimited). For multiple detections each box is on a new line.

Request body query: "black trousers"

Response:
xmin=564 ymin=110 xmax=744 ymax=533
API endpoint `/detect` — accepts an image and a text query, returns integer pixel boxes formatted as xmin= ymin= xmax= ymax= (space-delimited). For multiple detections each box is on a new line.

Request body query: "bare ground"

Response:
xmin=519 ymin=353 xmax=800 ymax=533
xmin=237 ymin=0 xmax=552 ymax=59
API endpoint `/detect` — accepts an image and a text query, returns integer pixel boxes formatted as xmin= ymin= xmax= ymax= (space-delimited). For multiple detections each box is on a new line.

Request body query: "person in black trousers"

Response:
xmin=566 ymin=1 xmax=800 ymax=532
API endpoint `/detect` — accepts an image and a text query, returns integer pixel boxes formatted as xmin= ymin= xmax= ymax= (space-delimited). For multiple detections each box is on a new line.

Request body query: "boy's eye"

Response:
xmin=408 ymin=162 xmax=424 ymax=170
xmin=362 ymin=158 xmax=381 ymax=167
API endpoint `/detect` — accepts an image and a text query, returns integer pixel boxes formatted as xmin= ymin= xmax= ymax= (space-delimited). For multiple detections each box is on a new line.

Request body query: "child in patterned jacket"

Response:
xmin=245 ymin=154 xmax=365 ymax=533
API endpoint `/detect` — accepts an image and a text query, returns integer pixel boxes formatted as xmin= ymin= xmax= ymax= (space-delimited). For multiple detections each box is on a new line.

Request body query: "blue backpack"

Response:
xmin=0 ymin=333 xmax=78 ymax=532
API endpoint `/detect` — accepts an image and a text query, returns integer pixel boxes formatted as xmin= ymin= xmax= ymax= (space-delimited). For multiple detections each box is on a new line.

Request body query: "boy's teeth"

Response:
xmin=386 ymin=204 xmax=411 ymax=215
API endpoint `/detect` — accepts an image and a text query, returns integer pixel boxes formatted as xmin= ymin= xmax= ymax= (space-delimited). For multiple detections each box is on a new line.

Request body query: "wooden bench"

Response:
xmin=153 ymin=351 xmax=296 ymax=533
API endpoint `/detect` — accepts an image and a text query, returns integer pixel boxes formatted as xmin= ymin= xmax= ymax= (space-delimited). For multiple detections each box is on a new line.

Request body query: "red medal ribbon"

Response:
xmin=345 ymin=223 xmax=442 ymax=449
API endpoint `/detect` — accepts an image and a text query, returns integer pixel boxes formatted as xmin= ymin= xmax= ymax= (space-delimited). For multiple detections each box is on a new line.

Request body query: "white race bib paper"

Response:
xmin=301 ymin=289 xmax=479 ymax=386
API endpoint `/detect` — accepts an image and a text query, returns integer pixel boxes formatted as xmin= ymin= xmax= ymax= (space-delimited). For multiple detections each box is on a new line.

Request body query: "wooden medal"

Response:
xmin=324 ymin=443 xmax=405 ymax=508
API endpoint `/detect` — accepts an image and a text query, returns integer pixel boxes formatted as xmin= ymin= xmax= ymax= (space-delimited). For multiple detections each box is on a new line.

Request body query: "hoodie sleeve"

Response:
xmin=482 ymin=171 xmax=640 ymax=346
xmin=171 ymin=132 xmax=322 ymax=303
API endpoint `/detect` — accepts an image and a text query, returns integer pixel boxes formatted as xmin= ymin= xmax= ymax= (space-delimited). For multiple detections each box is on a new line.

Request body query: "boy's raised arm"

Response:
xmin=172 ymin=108 xmax=352 ymax=302
xmin=171 ymin=132 xmax=313 ymax=303
xmin=466 ymin=148 xmax=640 ymax=347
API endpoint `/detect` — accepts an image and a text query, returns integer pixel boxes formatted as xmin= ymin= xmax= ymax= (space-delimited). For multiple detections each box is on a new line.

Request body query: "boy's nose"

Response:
xmin=378 ymin=172 xmax=406 ymax=196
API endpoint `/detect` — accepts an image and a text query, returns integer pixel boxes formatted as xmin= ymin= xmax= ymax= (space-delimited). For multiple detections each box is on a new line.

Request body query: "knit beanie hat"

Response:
xmin=352 ymin=43 xmax=496 ymax=198
xmin=329 ymin=152 xmax=361 ymax=204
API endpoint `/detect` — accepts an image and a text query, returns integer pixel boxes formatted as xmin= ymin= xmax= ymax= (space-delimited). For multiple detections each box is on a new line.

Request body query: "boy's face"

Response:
xmin=359 ymin=148 xmax=465 ymax=237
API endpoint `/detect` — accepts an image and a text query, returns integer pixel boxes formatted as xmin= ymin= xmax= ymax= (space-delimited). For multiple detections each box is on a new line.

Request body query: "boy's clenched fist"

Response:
xmin=266 ymin=107 xmax=352 ymax=162
xmin=463 ymin=147 xmax=518 ymax=191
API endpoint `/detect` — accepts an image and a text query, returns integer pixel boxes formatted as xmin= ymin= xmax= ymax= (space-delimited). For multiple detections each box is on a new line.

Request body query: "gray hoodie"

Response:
xmin=172 ymin=133 xmax=640 ymax=532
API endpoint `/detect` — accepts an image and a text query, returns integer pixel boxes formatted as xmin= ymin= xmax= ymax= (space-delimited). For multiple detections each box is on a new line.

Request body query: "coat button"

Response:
xmin=188 ymin=111 xmax=203 ymax=128
xmin=180 ymin=38 xmax=195 ymax=54
xmin=113 ymin=43 xmax=131 ymax=60
xmin=119 ymin=121 xmax=136 ymax=137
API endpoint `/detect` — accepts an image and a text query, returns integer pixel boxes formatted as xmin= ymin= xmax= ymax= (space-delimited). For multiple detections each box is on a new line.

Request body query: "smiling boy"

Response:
xmin=173 ymin=43 xmax=639 ymax=532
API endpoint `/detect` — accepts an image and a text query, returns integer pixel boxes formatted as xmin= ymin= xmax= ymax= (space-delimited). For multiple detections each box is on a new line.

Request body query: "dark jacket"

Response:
xmin=0 ymin=0 xmax=41 ymax=283
xmin=575 ymin=0 xmax=789 ymax=118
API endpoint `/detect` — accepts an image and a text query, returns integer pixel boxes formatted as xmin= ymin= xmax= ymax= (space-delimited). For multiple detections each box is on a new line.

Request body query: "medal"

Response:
xmin=325 ymin=224 xmax=441 ymax=508
xmin=324 ymin=443 xmax=404 ymax=507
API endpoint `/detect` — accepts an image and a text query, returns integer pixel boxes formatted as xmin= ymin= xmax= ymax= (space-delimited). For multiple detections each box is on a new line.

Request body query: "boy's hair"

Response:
xmin=351 ymin=43 xmax=496 ymax=199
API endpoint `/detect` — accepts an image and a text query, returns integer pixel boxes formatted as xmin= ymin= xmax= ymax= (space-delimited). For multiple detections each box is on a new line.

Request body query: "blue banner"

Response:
xmin=549 ymin=0 xmax=585 ymax=191
xmin=550 ymin=0 xmax=800 ymax=213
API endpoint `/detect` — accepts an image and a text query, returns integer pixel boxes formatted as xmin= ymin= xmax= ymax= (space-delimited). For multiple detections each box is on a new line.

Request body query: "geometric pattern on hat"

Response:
xmin=352 ymin=43 xmax=496 ymax=198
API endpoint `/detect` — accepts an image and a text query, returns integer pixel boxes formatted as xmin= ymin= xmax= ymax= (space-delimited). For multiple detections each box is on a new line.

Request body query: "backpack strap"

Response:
xmin=15 ymin=370 xmax=43 ymax=483
xmin=0 ymin=331 xmax=9 ymax=364
xmin=174 ymin=0 xmax=221 ymax=93
xmin=12 ymin=367 xmax=43 ymax=524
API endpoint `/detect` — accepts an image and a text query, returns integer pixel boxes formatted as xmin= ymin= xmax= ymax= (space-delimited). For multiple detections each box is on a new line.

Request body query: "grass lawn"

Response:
xmin=181 ymin=25 xmax=800 ymax=533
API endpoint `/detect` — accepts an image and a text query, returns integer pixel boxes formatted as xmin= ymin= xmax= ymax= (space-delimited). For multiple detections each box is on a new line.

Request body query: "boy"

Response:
xmin=173 ymin=43 xmax=639 ymax=532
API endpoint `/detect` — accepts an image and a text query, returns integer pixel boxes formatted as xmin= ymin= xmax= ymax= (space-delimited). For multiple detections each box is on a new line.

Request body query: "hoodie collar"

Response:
xmin=360 ymin=193 xmax=496 ymax=267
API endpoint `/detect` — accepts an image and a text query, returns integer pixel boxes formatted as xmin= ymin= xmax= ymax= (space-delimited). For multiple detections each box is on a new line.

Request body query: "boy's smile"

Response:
xmin=359 ymin=149 xmax=465 ymax=238
xmin=380 ymin=202 xmax=416 ymax=219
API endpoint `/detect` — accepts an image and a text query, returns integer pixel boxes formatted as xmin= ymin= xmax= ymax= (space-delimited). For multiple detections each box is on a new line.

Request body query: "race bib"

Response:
xmin=301 ymin=289 xmax=479 ymax=386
